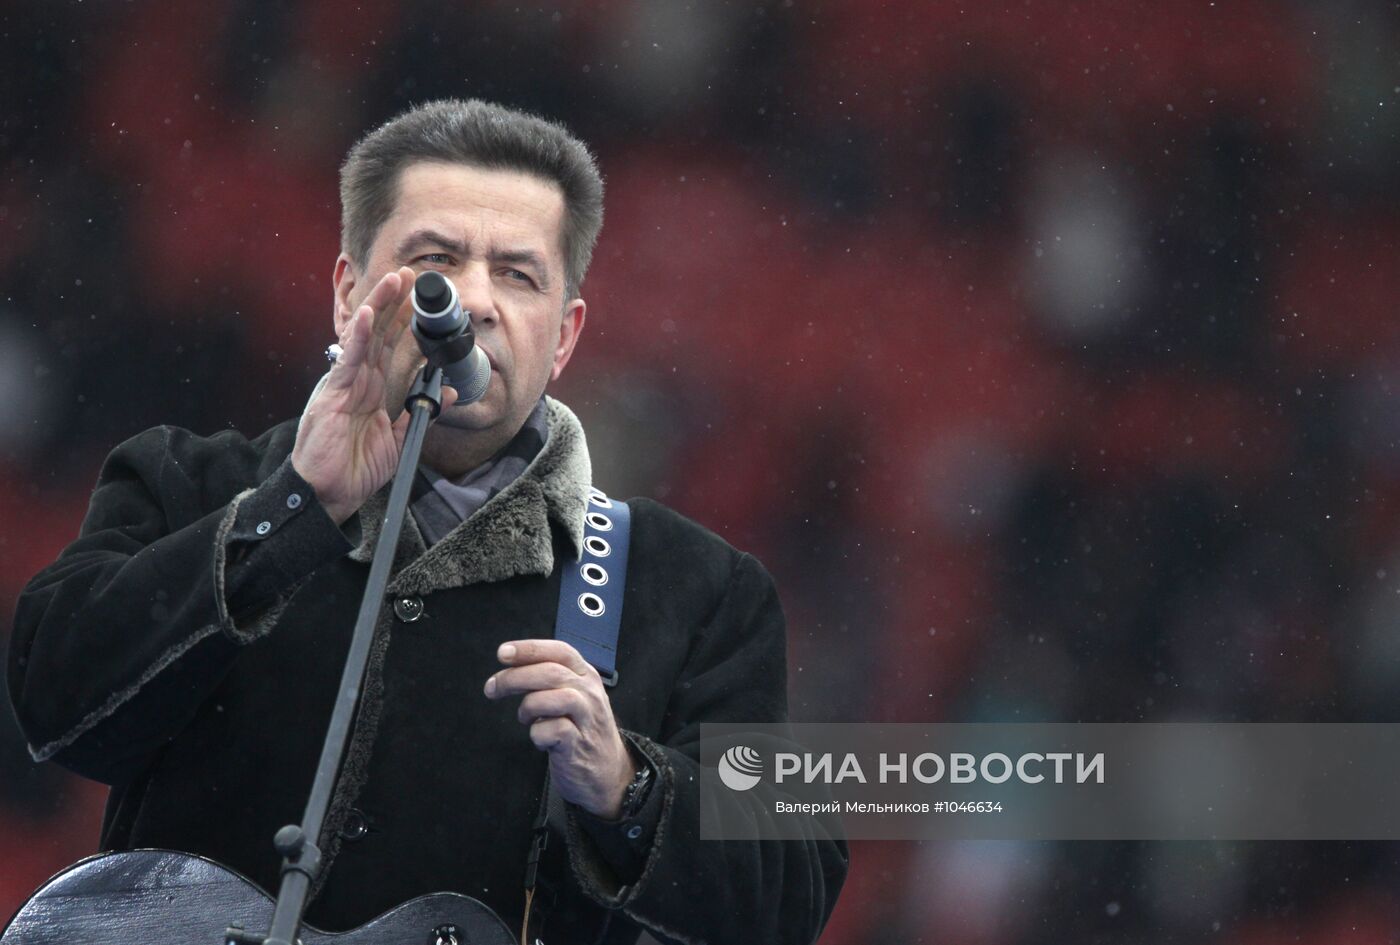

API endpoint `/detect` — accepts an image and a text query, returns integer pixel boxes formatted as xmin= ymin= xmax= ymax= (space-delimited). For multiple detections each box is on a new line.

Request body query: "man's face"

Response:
xmin=332 ymin=161 xmax=585 ymax=441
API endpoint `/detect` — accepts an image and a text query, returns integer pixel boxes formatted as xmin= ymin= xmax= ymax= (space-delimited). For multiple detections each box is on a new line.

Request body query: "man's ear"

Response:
xmin=550 ymin=298 xmax=587 ymax=382
xmin=332 ymin=253 xmax=359 ymax=336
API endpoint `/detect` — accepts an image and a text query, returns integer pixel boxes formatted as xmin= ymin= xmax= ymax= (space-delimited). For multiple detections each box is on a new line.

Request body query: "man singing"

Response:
xmin=7 ymin=99 xmax=846 ymax=944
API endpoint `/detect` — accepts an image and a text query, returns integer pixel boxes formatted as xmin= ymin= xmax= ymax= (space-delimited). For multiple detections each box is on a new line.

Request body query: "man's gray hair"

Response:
xmin=339 ymin=98 xmax=604 ymax=299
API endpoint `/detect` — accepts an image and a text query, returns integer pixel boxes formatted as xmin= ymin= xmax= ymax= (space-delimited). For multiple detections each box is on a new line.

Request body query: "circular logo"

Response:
xmin=718 ymin=745 xmax=763 ymax=791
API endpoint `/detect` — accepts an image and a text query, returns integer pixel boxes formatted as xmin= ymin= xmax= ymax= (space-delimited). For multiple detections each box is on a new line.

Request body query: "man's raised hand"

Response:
xmin=292 ymin=266 xmax=456 ymax=525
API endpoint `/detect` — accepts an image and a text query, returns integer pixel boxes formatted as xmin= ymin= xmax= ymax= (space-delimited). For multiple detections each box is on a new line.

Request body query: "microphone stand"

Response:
xmin=226 ymin=365 xmax=446 ymax=945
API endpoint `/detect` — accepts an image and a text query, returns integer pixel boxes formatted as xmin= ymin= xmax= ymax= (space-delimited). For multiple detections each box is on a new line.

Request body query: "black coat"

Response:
xmin=8 ymin=397 xmax=847 ymax=945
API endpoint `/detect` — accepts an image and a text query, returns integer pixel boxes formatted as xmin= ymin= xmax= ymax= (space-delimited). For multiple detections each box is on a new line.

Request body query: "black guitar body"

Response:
xmin=1 ymin=849 xmax=517 ymax=945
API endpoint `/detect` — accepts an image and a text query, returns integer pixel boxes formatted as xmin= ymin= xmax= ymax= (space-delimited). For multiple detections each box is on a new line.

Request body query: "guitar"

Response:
xmin=1 ymin=849 xmax=516 ymax=945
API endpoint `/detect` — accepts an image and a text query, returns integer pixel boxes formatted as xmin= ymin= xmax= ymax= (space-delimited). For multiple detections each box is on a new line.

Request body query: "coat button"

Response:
xmin=255 ymin=521 xmax=272 ymax=536
xmin=339 ymin=808 xmax=370 ymax=842
xmin=286 ymin=493 xmax=302 ymax=509
xmin=393 ymin=596 xmax=425 ymax=622
xmin=626 ymin=825 xmax=644 ymax=840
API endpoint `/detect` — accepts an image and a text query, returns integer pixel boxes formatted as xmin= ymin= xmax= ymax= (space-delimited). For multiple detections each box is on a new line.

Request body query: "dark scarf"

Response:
xmin=409 ymin=398 xmax=550 ymax=546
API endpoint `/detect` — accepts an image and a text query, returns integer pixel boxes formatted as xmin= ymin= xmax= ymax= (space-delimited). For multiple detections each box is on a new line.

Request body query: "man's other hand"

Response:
xmin=484 ymin=639 xmax=635 ymax=819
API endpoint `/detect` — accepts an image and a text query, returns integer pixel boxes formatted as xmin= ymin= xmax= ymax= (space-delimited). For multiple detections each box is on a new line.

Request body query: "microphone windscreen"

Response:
xmin=443 ymin=347 xmax=491 ymax=405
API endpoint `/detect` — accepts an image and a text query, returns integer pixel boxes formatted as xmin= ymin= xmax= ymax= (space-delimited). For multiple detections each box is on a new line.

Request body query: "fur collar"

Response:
xmin=346 ymin=395 xmax=591 ymax=595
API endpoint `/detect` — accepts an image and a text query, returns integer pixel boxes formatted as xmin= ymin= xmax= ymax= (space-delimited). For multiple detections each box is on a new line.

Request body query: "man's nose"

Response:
xmin=455 ymin=267 xmax=497 ymax=328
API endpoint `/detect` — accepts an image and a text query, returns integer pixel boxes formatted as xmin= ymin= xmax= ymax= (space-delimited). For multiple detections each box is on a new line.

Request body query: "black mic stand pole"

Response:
xmin=226 ymin=365 xmax=446 ymax=945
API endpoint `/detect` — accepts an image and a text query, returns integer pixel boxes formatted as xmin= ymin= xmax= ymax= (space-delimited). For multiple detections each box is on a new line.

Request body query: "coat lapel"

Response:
xmin=346 ymin=396 xmax=591 ymax=596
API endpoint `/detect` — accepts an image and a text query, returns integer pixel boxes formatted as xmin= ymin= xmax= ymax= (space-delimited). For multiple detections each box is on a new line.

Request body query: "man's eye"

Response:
xmin=505 ymin=269 xmax=535 ymax=285
xmin=417 ymin=253 xmax=452 ymax=265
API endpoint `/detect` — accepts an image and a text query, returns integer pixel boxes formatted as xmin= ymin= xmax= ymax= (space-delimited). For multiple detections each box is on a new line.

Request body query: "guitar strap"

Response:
xmin=553 ymin=487 xmax=631 ymax=687
xmin=522 ymin=488 xmax=632 ymax=943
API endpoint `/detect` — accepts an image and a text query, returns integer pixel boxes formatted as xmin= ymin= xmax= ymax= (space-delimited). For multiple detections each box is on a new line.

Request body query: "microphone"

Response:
xmin=410 ymin=271 xmax=491 ymax=405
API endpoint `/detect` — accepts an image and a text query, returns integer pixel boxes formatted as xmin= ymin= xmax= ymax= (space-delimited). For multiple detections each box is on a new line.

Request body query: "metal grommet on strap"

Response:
xmin=577 ymin=592 xmax=605 ymax=617
xmin=581 ymin=562 xmax=608 ymax=586
xmin=585 ymin=511 xmax=613 ymax=531
xmin=588 ymin=492 xmax=613 ymax=509
xmin=584 ymin=535 xmax=611 ymax=557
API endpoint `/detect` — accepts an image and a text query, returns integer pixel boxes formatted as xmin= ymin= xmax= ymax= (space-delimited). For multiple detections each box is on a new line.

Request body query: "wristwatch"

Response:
xmin=619 ymin=758 xmax=655 ymax=819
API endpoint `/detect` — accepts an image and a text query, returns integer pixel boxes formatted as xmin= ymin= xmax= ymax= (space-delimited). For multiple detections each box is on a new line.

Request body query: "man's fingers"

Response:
xmin=496 ymin=640 xmax=596 ymax=679
xmin=323 ymin=266 xmax=417 ymax=401
xmin=324 ymin=307 xmax=372 ymax=391
xmin=485 ymin=661 xmax=590 ymax=699
xmin=365 ymin=268 xmax=409 ymax=334
xmin=363 ymin=266 xmax=414 ymax=364
xmin=517 ymin=689 xmax=584 ymax=726
xmin=380 ymin=272 xmax=417 ymax=359
xmin=528 ymin=716 xmax=578 ymax=753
